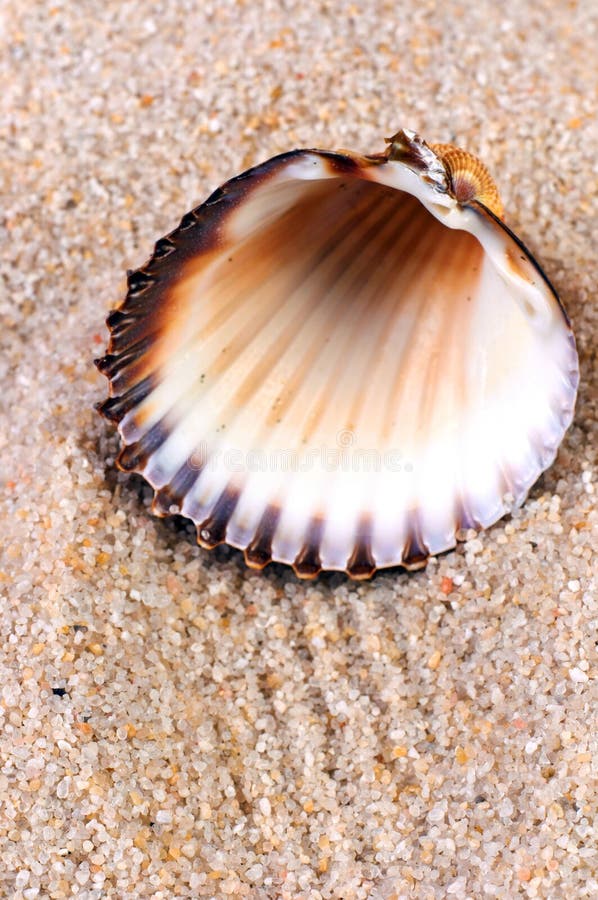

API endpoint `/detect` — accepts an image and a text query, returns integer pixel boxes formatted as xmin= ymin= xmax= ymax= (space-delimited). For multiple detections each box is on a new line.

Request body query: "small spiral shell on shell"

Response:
xmin=430 ymin=143 xmax=504 ymax=219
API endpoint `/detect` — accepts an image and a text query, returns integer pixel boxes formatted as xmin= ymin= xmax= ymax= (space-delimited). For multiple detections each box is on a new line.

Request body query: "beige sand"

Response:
xmin=0 ymin=1 xmax=596 ymax=897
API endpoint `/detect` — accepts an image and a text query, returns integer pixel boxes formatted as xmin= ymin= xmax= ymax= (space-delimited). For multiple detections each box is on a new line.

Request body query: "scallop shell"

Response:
xmin=96 ymin=128 xmax=578 ymax=579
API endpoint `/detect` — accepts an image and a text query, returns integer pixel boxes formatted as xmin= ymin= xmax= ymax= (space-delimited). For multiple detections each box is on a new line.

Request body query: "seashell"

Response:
xmin=95 ymin=128 xmax=578 ymax=579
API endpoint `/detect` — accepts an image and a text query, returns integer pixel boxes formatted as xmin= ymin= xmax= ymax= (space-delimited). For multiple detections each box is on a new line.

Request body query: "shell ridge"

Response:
xmin=346 ymin=515 xmax=377 ymax=579
xmin=152 ymin=459 xmax=205 ymax=517
xmin=244 ymin=504 xmax=282 ymax=570
xmin=292 ymin=515 xmax=325 ymax=579
xmin=116 ymin=420 xmax=171 ymax=473
xmin=96 ymin=374 xmax=156 ymax=423
xmin=196 ymin=485 xmax=241 ymax=549
xmin=401 ymin=513 xmax=430 ymax=570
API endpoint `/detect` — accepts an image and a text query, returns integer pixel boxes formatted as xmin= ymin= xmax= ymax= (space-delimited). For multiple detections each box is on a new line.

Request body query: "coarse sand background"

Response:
xmin=1 ymin=1 xmax=597 ymax=898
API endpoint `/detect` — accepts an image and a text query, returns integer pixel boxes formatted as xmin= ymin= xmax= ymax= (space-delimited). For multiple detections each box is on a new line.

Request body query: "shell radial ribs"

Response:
xmin=96 ymin=129 xmax=578 ymax=579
